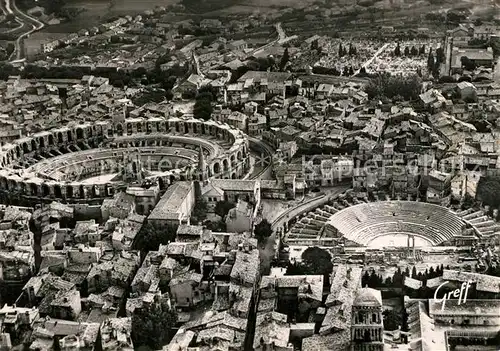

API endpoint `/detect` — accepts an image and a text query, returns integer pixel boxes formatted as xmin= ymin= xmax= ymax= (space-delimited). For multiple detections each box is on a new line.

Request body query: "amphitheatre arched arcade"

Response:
xmin=0 ymin=117 xmax=250 ymax=205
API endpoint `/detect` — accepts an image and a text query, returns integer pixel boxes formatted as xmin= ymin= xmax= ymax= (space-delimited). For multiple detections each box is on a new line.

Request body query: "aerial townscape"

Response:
xmin=0 ymin=0 xmax=500 ymax=350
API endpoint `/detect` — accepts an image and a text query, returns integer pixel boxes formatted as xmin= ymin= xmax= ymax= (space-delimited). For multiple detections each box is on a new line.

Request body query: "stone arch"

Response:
xmin=66 ymin=186 xmax=73 ymax=198
xmin=0 ymin=177 xmax=6 ymax=190
xmin=137 ymin=123 xmax=143 ymax=133
xmin=58 ymin=132 xmax=63 ymax=144
xmin=31 ymin=139 xmax=37 ymax=151
xmin=231 ymin=172 xmax=236 ymax=179
xmin=230 ymin=154 xmax=235 ymax=165
xmin=108 ymin=129 xmax=113 ymax=137
xmin=16 ymin=146 xmax=20 ymax=158
xmin=39 ymin=137 xmax=45 ymax=148
xmin=117 ymin=124 xmax=123 ymax=136
xmin=23 ymin=143 xmax=29 ymax=154
xmin=126 ymin=123 xmax=132 ymax=135
xmin=42 ymin=184 xmax=50 ymax=197
xmin=193 ymin=123 xmax=198 ymax=134
xmin=88 ymin=128 xmax=93 ymax=138
xmin=76 ymin=128 xmax=84 ymax=139
xmin=222 ymin=159 xmax=229 ymax=172
xmin=79 ymin=185 xmax=85 ymax=199
xmin=184 ymin=122 xmax=189 ymax=134
xmin=49 ymin=134 xmax=54 ymax=146
xmin=30 ymin=183 xmax=37 ymax=196
xmin=54 ymin=185 xmax=62 ymax=198
xmin=146 ymin=122 xmax=152 ymax=134
xmin=237 ymin=151 xmax=242 ymax=160
xmin=67 ymin=130 xmax=73 ymax=142
xmin=158 ymin=177 xmax=165 ymax=190
xmin=213 ymin=162 xmax=221 ymax=175
xmin=175 ymin=122 xmax=180 ymax=133
xmin=201 ymin=123 xmax=206 ymax=134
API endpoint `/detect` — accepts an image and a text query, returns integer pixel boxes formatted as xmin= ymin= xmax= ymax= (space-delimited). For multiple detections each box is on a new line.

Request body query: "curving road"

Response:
xmin=271 ymin=185 xmax=350 ymax=231
xmin=3 ymin=0 xmax=44 ymax=61
xmin=248 ymin=137 xmax=274 ymax=180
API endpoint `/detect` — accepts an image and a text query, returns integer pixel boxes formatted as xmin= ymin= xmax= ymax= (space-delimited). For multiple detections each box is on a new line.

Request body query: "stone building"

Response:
xmin=147 ymin=181 xmax=195 ymax=231
xmin=351 ymin=288 xmax=384 ymax=351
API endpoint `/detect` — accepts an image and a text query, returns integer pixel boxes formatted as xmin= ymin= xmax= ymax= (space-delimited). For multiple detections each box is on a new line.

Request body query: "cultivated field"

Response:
xmin=39 ymin=0 xmax=180 ymax=33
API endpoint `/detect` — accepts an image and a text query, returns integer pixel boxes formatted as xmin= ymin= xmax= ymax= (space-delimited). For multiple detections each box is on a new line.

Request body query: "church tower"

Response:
xmin=197 ymin=147 xmax=208 ymax=185
xmin=194 ymin=147 xmax=208 ymax=199
xmin=351 ymin=287 xmax=384 ymax=351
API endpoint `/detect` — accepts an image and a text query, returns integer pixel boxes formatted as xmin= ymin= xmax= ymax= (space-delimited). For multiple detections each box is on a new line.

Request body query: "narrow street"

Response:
xmin=2 ymin=0 xmax=45 ymax=61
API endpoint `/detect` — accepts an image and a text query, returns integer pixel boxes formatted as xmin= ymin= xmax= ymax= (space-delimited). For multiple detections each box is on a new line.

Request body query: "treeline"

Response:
xmin=312 ymin=66 xmax=355 ymax=77
xmin=427 ymin=47 xmax=445 ymax=77
xmin=364 ymin=73 xmax=422 ymax=101
xmin=476 ymin=177 xmax=500 ymax=210
xmin=362 ymin=264 xmax=447 ymax=289
xmin=393 ymin=43 xmax=426 ymax=57
xmin=0 ymin=55 xmax=189 ymax=92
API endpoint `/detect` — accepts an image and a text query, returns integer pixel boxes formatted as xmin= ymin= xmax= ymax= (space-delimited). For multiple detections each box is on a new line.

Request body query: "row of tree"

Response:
xmin=426 ymin=47 xmax=445 ymax=78
xmin=394 ymin=44 xmax=426 ymax=57
xmin=362 ymin=264 xmax=448 ymax=289
xmin=313 ymin=65 xmax=356 ymax=77
xmin=338 ymin=43 xmax=358 ymax=57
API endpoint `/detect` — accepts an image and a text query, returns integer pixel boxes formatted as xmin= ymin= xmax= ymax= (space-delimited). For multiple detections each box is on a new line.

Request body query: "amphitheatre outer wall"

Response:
xmin=0 ymin=117 xmax=251 ymax=205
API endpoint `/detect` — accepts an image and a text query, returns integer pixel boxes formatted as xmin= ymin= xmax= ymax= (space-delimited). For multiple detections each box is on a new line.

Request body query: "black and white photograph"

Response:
xmin=0 ymin=0 xmax=499 ymax=350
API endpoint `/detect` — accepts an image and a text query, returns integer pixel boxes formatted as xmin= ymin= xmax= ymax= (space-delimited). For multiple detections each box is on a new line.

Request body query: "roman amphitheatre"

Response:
xmin=0 ymin=116 xmax=260 ymax=205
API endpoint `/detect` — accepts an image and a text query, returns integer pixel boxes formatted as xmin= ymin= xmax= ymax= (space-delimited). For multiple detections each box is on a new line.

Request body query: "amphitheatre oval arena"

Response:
xmin=324 ymin=201 xmax=472 ymax=248
xmin=0 ymin=117 xmax=251 ymax=204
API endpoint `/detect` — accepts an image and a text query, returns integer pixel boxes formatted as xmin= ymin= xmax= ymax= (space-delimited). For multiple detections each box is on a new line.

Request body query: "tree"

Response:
xmin=132 ymin=298 xmax=177 ymax=349
xmin=311 ymin=39 xmax=319 ymax=51
xmin=477 ymin=177 xmax=500 ymax=208
xmin=300 ymin=247 xmax=333 ymax=284
xmin=436 ymin=47 xmax=445 ymax=64
xmin=404 ymin=267 xmax=410 ymax=277
xmin=429 ymin=266 xmax=435 ymax=278
xmin=280 ymin=47 xmax=290 ymax=71
xmin=365 ymin=73 xmax=422 ymax=101
xmin=411 ymin=266 xmax=417 ymax=279
xmin=254 ymin=219 xmax=273 ymax=244
xmin=214 ymin=200 xmax=235 ymax=219
xmin=348 ymin=43 xmax=355 ymax=56
xmin=461 ymin=56 xmax=476 ymax=71
xmin=191 ymin=199 xmax=208 ymax=224
xmin=193 ymin=92 xmax=213 ymax=121
xmin=135 ymin=222 xmax=174 ymax=253
xmin=427 ymin=50 xmax=434 ymax=71
xmin=394 ymin=43 xmax=401 ymax=56
xmin=383 ymin=309 xmax=403 ymax=331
